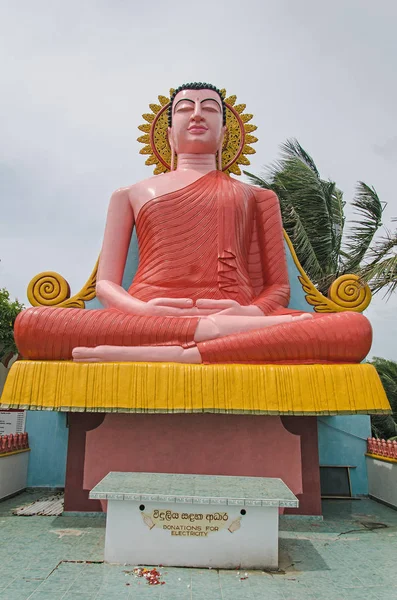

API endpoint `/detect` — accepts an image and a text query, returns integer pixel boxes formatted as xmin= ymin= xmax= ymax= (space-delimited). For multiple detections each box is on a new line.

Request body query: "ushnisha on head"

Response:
xmin=168 ymin=82 xmax=227 ymax=170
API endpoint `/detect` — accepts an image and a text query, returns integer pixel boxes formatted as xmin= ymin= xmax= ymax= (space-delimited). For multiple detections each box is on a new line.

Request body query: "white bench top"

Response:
xmin=89 ymin=472 xmax=299 ymax=508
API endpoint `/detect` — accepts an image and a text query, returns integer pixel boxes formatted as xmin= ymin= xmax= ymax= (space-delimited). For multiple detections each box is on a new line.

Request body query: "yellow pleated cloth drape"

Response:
xmin=0 ymin=361 xmax=390 ymax=415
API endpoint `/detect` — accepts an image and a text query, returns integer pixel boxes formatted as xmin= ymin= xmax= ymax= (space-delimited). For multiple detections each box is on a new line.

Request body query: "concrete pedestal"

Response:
xmin=90 ymin=472 xmax=298 ymax=569
xmin=0 ymin=450 xmax=30 ymax=499
xmin=366 ymin=455 xmax=397 ymax=509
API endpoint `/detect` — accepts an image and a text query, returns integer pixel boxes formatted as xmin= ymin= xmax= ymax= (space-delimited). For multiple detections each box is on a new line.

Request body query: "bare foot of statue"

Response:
xmin=72 ymin=314 xmax=312 ymax=363
xmin=72 ymin=345 xmax=202 ymax=364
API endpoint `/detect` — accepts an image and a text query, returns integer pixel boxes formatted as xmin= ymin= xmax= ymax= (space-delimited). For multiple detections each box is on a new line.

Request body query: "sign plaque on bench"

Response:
xmin=89 ymin=472 xmax=298 ymax=569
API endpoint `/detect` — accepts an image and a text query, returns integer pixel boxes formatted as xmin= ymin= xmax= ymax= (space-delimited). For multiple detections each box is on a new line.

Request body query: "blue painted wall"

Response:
xmin=317 ymin=415 xmax=371 ymax=496
xmin=26 ymin=411 xmax=69 ymax=488
xmin=24 ymin=412 xmax=370 ymax=493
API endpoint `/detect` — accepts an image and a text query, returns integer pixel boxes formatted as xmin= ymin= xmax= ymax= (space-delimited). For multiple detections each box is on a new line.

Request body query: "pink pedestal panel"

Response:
xmin=64 ymin=413 xmax=321 ymax=516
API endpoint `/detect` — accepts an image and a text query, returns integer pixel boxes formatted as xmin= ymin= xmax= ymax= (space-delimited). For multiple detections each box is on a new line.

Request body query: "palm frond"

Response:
xmin=371 ymin=414 xmax=397 ymax=439
xmin=320 ymin=181 xmax=345 ymax=275
xmin=279 ymin=138 xmax=320 ymax=177
xmin=359 ymin=225 xmax=397 ymax=297
xmin=343 ymin=182 xmax=384 ymax=273
xmin=363 ymin=255 xmax=397 ymax=297
xmin=369 ymin=357 xmax=397 ymax=420
xmin=369 ymin=356 xmax=397 ymax=439
xmin=283 ymin=203 xmax=325 ymax=281
xmin=271 ymin=160 xmax=335 ymax=284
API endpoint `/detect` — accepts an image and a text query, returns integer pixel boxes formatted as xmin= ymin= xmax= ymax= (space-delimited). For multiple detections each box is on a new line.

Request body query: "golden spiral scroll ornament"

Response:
xmin=138 ymin=89 xmax=258 ymax=176
xmin=284 ymin=233 xmax=372 ymax=313
xmin=328 ymin=274 xmax=372 ymax=312
xmin=28 ymin=272 xmax=70 ymax=306
xmin=27 ymin=261 xmax=98 ymax=309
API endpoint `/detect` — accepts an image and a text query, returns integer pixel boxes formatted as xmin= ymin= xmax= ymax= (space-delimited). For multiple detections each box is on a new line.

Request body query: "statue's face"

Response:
xmin=169 ymin=89 xmax=225 ymax=155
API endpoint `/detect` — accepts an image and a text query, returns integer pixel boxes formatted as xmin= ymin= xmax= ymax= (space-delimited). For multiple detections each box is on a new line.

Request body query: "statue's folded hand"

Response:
xmin=96 ymin=281 xmax=199 ymax=316
xmin=146 ymin=297 xmax=200 ymax=316
xmin=146 ymin=298 xmax=231 ymax=316
xmin=196 ymin=299 xmax=265 ymax=317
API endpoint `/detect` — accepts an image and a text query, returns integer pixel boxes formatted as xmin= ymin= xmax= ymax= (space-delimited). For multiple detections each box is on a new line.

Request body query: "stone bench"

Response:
xmin=89 ymin=472 xmax=298 ymax=569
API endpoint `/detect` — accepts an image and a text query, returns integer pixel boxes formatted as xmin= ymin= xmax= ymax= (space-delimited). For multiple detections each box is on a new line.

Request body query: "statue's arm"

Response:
xmin=97 ymin=188 xmax=134 ymax=284
xmin=96 ymin=187 xmax=140 ymax=312
xmin=95 ymin=188 xmax=198 ymax=317
xmin=251 ymin=188 xmax=290 ymax=314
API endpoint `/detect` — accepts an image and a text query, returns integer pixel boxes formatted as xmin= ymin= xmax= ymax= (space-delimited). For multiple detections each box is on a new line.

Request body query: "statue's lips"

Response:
xmin=187 ymin=127 xmax=208 ymax=134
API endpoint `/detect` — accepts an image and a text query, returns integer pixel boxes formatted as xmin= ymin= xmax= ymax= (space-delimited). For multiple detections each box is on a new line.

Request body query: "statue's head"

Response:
xmin=168 ymin=83 xmax=226 ymax=162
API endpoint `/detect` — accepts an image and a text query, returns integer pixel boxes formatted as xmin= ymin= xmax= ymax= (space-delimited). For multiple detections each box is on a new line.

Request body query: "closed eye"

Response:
xmin=175 ymin=105 xmax=194 ymax=113
xmin=202 ymin=105 xmax=219 ymax=113
xmin=174 ymin=99 xmax=195 ymax=113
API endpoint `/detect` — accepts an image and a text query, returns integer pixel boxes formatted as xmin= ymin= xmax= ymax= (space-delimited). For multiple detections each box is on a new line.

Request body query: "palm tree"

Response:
xmin=368 ymin=357 xmax=397 ymax=439
xmin=0 ymin=287 xmax=24 ymax=367
xmin=244 ymin=139 xmax=387 ymax=295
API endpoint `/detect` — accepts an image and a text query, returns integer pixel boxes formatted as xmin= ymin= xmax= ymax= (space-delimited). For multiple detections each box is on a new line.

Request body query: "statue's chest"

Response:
xmin=136 ymin=190 xmax=256 ymax=253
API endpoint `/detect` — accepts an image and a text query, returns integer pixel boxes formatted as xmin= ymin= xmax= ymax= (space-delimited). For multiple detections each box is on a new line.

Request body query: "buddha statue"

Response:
xmin=15 ymin=82 xmax=372 ymax=365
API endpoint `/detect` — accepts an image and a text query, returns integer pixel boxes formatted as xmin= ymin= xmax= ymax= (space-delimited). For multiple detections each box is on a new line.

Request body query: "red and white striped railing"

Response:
xmin=367 ymin=437 xmax=397 ymax=460
xmin=0 ymin=433 xmax=29 ymax=454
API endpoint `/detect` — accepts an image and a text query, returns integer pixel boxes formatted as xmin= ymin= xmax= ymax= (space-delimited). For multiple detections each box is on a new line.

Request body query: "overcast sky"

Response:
xmin=0 ymin=0 xmax=396 ymax=360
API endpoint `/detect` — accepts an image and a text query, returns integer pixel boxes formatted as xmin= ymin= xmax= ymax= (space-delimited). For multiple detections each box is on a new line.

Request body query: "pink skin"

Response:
xmin=169 ymin=89 xmax=226 ymax=165
xmin=72 ymin=88 xmax=312 ymax=363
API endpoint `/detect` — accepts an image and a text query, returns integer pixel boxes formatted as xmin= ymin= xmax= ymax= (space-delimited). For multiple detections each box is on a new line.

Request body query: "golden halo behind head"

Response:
xmin=137 ymin=88 xmax=258 ymax=176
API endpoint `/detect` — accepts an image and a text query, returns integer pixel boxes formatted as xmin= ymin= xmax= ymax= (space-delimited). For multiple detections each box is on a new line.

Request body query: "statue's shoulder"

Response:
xmin=127 ymin=172 xmax=185 ymax=216
xmin=238 ymin=180 xmax=278 ymax=202
xmin=130 ymin=173 xmax=163 ymax=191
xmin=129 ymin=172 xmax=176 ymax=200
xmin=108 ymin=174 xmax=171 ymax=204
xmin=109 ymin=185 xmax=133 ymax=202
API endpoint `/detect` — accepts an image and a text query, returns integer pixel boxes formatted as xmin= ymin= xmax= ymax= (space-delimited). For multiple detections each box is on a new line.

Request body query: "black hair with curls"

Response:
xmin=168 ymin=82 xmax=226 ymax=127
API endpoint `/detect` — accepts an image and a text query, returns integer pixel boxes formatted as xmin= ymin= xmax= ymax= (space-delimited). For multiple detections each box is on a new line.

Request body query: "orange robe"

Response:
xmin=15 ymin=171 xmax=372 ymax=363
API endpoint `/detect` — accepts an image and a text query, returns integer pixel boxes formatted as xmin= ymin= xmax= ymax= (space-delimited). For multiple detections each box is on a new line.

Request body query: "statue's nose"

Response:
xmin=192 ymin=102 xmax=203 ymax=121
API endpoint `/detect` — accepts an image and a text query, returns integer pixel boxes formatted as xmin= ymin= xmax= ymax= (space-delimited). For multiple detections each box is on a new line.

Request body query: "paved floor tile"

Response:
xmin=0 ymin=493 xmax=396 ymax=599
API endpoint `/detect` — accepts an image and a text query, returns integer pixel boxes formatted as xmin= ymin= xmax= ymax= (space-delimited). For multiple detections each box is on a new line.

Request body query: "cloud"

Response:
xmin=373 ymin=137 xmax=397 ymax=161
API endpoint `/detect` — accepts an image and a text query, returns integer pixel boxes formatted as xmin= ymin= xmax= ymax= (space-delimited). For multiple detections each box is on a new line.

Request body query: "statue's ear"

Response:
xmin=217 ymin=126 xmax=226 ymax=170
xmin=168 ymin=127 xmax=176 ymax=171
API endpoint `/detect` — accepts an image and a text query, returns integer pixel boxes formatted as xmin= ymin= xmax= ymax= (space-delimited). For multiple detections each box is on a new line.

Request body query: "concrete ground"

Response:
xmin=0 ymin=490 xmax=397 ymax=599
